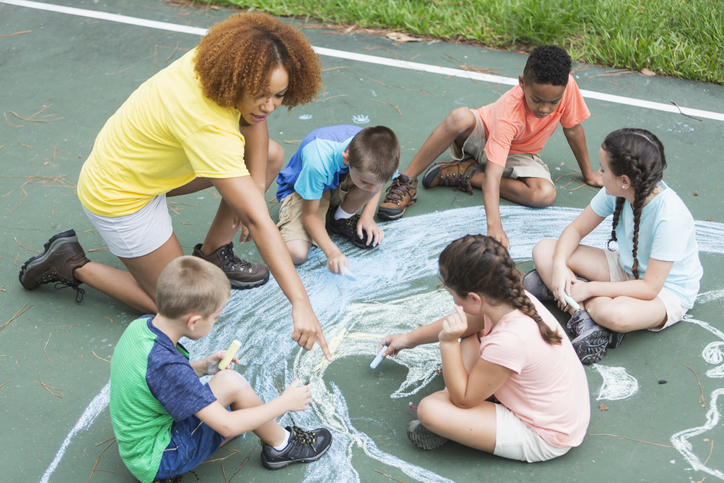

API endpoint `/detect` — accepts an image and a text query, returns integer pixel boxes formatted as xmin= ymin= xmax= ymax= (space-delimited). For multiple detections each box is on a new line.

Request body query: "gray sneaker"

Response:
xmin=522 ymin=269 xmax=554 ymax=301
xmin=569 ymin=310 xmax=611 ymax=365
xmin=19 ymin=229 xmax=90 ymax=303
xmin=260 ymin=426 xmax=332 ymax=470
xmin=407 ymin=420 xmax=448 ymax=450
xmin=192 ymin=242 xmax=269 ymax=290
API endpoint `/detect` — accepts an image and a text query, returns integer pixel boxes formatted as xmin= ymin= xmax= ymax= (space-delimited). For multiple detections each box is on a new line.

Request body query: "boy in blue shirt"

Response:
xmin=110 ymin=256 xmax=332 ymax=483
xmin=276 ymin=125 xmax=399 ymax=275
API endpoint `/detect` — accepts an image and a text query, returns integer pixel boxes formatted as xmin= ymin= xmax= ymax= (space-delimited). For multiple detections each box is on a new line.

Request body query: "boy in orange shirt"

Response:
xmin=377 ymin=46 xmax=602 ymax=250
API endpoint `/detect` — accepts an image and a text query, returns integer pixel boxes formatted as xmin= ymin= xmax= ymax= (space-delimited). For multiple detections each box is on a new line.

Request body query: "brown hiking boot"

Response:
xmin=192 ymin=242 xmax=270 ymax=290
xmin=19 ymin=229 xmax=90 ymax=303
xmin=376 ymin=174 xmax=418 ymax=221
xmin=421 ymin=157 xmax=481 ymax=194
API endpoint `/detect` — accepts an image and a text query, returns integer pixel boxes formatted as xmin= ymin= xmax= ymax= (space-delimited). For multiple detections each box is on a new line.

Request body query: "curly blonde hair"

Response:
xmin=194 ymin=12 xmax=321 ymax=109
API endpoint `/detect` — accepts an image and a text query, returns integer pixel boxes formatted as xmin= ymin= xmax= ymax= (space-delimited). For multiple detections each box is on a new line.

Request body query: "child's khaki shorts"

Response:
xmin=277 ymin=174 xmax=351 ymax=246
xmin=449 ymin=111 xmax=553 ymax=182
xmin=604 ymin=249 xmax=688 ymax=331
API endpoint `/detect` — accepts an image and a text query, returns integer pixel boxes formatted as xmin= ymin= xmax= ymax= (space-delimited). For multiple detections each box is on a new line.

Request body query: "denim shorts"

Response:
xmin=155 ymin=413 xmax=225 ymax=480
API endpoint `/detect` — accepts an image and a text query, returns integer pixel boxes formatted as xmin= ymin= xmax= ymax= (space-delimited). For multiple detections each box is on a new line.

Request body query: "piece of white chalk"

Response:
xmin=343 ymin=267 xmax=356 ymax=281
xmin=370 ymin=346 xmax=388 ymax=369
xmin=562 ymin=293 xmax=580 ymax=311
xmin=218 ymin=339 xmax=241 ymax=370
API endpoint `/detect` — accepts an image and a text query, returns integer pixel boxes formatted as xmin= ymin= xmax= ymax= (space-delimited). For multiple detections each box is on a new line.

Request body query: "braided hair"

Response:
xmin=602 ymin=128 xmax=667 ymax=279
xmin=439 ymin=235 xmax=561 ymax=345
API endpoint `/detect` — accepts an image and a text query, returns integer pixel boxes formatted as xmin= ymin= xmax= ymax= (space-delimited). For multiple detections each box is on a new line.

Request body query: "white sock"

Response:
xmin=273 ymin=429 xmax=291 ymax=450
xmin=334 ymin=206 xmax=355 ymax=220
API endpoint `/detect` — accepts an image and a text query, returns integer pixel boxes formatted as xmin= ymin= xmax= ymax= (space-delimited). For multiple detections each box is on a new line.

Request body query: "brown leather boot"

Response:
xmin=192 ymin=242 xmax=269 ymax=290
xmin=376 ymin=174 xmax=418 ymax=221
xmin=19 ymin=229 xmax=90 ymax=302
xmin=421 ymin=157 xmax=481 ymax=194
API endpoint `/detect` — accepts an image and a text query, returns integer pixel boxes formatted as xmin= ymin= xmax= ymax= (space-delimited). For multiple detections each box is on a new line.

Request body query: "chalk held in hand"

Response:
xmin=342 ymin=266 xmax=356 ymax=281
xmin=370 ymin=346 xmax=388 ymax=369
xmin=218 ymin=339 xmax=241 ymax=370
xmin=563 ymin=293 xmax=580 ymax=312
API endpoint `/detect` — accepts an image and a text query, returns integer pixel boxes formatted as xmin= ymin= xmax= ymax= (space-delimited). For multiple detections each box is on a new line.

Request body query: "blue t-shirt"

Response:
xmin=110 ymin=316 xmax=217 ymax=483
xmin=276 ymin=125 xmax=362 ymax=201
xmin=590 ymin=182 xmax=703 ymax=308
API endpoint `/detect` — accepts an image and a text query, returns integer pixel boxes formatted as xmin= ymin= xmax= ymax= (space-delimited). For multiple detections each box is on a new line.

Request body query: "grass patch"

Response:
xmin=208 ymin=0 xmax=723 ymax=84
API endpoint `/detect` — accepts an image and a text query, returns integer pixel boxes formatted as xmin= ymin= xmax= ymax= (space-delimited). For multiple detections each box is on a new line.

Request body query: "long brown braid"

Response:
xmin=439 ymin=235 xmax=562 ymax=345
xmin=603 ymin=128 xmax=667 ymax=279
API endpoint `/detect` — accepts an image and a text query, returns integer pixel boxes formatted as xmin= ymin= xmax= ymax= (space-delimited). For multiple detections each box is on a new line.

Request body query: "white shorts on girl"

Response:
xmin=604 ymin=249 xmax=688 ymax=331
xmin=81 ymin=194 xmax=174 ymax=258
xmin=493 ymin=404 xmax=571 ymax=463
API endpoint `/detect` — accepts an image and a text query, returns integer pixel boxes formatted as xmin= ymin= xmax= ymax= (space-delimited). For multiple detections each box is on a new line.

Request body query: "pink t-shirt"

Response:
xmin=472 ymin=75 xmax=590 ymax=167
xmin=480 ymin=294 xmax=590 ymax=447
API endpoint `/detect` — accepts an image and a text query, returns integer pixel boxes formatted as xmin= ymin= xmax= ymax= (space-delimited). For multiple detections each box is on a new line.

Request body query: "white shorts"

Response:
xmin=603 ymin=249 xmax=688 ymax=331
xmin=82 ymin=195 xmax=174 ymax=258
xmin=493 ymin=404 xmax=571 ymax=463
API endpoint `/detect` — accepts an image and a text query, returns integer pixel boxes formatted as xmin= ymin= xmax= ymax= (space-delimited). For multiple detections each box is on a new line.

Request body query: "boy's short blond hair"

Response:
xmin=156 ymin=256 xmax=231 ymax=320
xmin=347 ymin=125 xmax=400 ymax=183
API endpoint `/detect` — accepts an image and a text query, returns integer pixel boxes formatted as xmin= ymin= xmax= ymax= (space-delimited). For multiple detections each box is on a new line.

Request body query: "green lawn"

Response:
xmin=211 ymin=0 xmax=723 ymax=84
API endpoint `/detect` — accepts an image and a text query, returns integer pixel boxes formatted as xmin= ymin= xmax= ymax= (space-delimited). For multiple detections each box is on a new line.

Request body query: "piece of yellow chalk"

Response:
xmin=218 ymin=339 xmax=241 ymax=370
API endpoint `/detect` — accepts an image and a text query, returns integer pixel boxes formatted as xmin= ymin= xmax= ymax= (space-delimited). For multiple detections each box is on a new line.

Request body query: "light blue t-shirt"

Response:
xmin=590 ymin=182 xmax=702 ymax=308
xmin=276 ymin=125 xmax=362 ymax=201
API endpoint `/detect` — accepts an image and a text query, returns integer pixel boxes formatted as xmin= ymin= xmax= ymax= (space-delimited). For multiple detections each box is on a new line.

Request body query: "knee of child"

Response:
xmin=288 ymin=246 xmax=309 ymax=265
xmin=531 ymin=239 xmax=556 ymax=263
xmin=416 ymin=396 xmax=438 ymax=428
xmin=444 ymin=107 xmax=476 ymax=133
xmin=531 ymin=182 xmax=556 ymax=207
xmin=590 ymin=304 xmax=626 ymax=332
xmin=213 ymin=369 xmax=249 ymax=392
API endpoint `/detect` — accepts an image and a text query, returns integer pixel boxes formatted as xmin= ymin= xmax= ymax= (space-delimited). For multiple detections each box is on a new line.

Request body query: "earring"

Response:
xmin=622 ymin=185 xmax=626 ymax=189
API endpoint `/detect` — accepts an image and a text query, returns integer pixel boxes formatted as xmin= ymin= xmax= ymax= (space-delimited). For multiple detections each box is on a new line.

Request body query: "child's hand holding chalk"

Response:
xmin=370 ymin=346 xmax=388 ymax=369
xmin=208 ymin=340 xmax=242 ymax=375
xmin=562 ymin=293 xmax=580 ymax=312
xmin=342 ymin=266 xmax=356 ymax=281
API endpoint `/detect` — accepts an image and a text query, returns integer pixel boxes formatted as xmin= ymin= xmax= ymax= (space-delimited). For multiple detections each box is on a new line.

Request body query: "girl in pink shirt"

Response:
xmin=380 ymin=235 xmax=590 ymax=462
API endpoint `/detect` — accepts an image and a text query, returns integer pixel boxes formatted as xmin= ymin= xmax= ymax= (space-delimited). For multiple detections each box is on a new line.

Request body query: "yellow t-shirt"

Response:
xmin=78 ymin=48 xmax=249 ymax=217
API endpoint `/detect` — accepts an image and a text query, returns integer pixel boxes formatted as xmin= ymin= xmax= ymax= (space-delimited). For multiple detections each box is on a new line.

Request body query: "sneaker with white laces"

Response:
xmin=260 ymin=426 xmax=332 ymax=470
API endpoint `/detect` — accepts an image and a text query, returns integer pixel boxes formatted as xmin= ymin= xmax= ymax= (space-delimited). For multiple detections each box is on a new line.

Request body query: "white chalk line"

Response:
xmin=2 ymin=0 xmax=724 ymax=122
xmin=40 ymin=381 xmax=110 ymax=483
xmin=591 ymin=365 xmax=639 ymax=401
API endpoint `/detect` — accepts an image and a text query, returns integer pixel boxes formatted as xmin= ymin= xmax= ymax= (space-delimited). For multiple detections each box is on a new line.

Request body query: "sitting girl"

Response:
xmin=526 ymin=128 xmax=703 ymax=364
xmin=379 ymin=235 xmax=590 ymax=462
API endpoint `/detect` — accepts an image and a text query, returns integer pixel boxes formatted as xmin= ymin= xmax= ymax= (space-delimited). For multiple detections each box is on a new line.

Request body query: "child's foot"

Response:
xmin=522 ymin=269 xmax=554 ymax=301
xmin=327 ymin=206 xmax=373 ymax=249
xmin=260 ymin=426 xmax=333 ymax=470
xmin=407 ymin=420 xmax=448 ymax=450
xmin=19 ymin=229 xmax=90 ymax=303
xmin=192 ymin=242 xmax=269 ymax=290
xmin=377 ymin=174 xmax=418 ymax=220
xmin=608 ymin=331 xmax=626 ymax=349
xmin=421 ymin=157 xmax=481 ymax=194
xmin=568 ymin=310 xmax=611 ymax=365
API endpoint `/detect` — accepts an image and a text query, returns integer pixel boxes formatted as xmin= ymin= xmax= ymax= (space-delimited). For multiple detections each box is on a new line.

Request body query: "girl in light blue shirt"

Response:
xmin=526 ymin=128 xmax=702 ymax=364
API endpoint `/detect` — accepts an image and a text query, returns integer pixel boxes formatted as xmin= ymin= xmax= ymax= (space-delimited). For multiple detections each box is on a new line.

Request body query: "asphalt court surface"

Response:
xmin=1 ymin=1 xmax=724 ymax=482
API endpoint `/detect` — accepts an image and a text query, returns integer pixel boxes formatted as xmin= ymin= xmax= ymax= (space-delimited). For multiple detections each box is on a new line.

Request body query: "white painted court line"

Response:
xmin=3 ymin=0 xmax=723 ymax=122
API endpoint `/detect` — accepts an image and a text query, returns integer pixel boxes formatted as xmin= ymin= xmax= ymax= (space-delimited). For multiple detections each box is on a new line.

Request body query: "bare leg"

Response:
xmin=286 ymin=239 xmax=312 ymax=265
xmin=208 ymin=370 xmax=288 ymax=447
xmin=587 ymin=296 xmax=667 ymax=332
xmin=532 ymin=239 xmax=611 ymax=286
xmin=340 ymin=185 xmax=379 ymax=214
xmin=417 ymin=390 xmax=497 ymax=452
xmin=402 ymin=107 xmax=476 ymax=179
xmin=73 ymin=233 xmax=183 ymax=313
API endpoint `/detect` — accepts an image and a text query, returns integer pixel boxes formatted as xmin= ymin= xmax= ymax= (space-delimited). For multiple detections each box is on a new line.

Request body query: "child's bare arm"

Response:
xmin=481 ymin=163 xmax=510 ymax=250
xmin=438 ymin=306 xmax=511 ymax=407
xmin=301 ymin=198 xmax=347 ymax=274
xmin=563 ymin=124 xmax=602 ymax=187
xmin=571 ymin=258 xmax=673 ymax=303
xmin=196 ymin=379 xmax=310 ymax=439
xmin=357 ymin=189 xmax=385 ymax=247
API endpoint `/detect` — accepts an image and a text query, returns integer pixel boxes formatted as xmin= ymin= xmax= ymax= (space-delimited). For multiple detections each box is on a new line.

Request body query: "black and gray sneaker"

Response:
xmin=522 ymin=269 xmax=554 ymax=301
xmin=19 ymin=229 xmax=90 ymax=303
xmin=608 ymin=331 xmax=626 ymax=349
xmin=327 ymin=205 xmax=373 ymax=249
xmin=569 ymin=310 xmax=611 ymax=365
xmin=407 ymin=420 xmax=448 ymax=450
xmin=260 ymin=426 xmax=333 ymax=470
xmin=192 ymin=242 xmax=269 ymax=290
